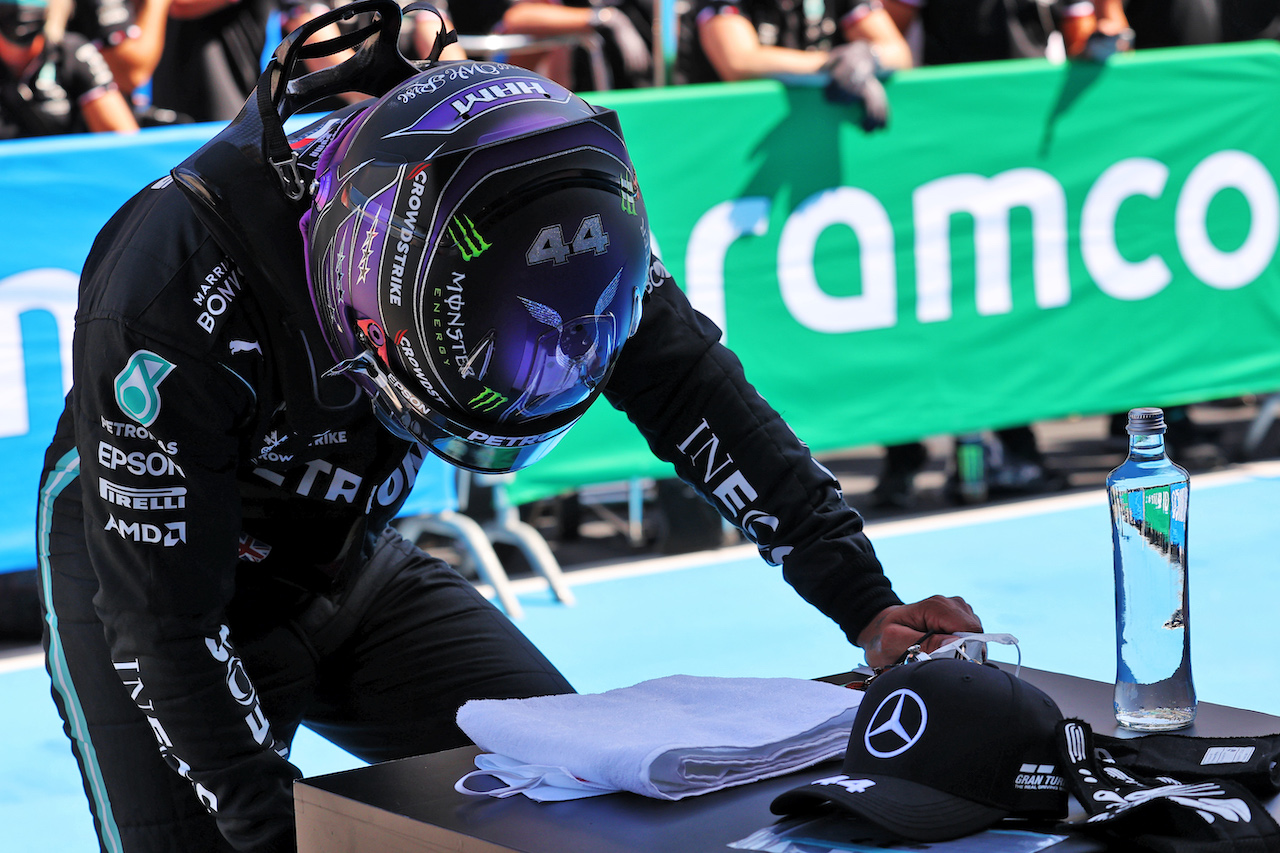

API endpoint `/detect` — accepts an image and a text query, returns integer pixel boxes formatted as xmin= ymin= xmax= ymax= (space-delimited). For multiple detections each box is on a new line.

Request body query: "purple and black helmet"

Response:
xmin=303 ymin=61 xmax=650 ymax=473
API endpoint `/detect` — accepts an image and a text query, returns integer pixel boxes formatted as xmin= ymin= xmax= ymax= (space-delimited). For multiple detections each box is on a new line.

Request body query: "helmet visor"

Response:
xmin=510 ymin=308 xmax=619 ymax=419
xmin=326 ymin=347 xmax=577 ymax=473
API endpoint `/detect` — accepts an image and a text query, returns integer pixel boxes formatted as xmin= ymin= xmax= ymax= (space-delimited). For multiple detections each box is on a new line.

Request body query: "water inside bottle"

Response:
xmin=1110 ymin=478 xmax=1195 ymax=730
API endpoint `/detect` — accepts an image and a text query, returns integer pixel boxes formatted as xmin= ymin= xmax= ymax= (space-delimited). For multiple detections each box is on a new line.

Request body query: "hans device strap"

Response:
xmin=258 ymin=0 xmax=457 ymax=199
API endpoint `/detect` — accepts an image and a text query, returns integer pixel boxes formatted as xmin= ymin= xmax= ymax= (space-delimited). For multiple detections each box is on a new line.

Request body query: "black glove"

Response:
xmin=589 ymin=6 xmax=652 ymax=81
xmin=821 ymin=41 xmax=890 ymax=132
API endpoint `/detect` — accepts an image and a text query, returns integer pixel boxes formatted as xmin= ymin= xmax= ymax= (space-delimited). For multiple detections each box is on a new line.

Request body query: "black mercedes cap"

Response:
xmin=770 ymin=658 xmax=1068 ymax=842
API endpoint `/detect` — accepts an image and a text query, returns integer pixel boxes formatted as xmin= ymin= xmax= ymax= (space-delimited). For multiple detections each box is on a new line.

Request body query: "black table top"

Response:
xmin=295 ymin=665 xmax=1280 ymax=853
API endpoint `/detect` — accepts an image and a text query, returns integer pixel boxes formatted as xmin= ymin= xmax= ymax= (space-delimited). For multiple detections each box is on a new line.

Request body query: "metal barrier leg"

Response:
xmin=474 ymin=474 xmax=576 ymax=607
xmin=1243 ymin=393 xmax=1280 ymax=458
xmin=484 ymin=515 xmax=577 ymax=607
xmin=395 ymin=511 xmax=525 ymax=619
xmin=627 ymin=477 xmax=645 ymax=547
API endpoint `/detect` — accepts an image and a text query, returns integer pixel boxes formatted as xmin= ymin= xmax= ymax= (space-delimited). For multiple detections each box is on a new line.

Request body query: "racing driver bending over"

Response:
xmin=36 ymin=4 xmax=980 ymax=851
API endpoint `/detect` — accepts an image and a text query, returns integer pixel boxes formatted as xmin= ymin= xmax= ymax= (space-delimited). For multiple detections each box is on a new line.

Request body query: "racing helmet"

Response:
xmin=303 ymin=61 xmax=650 ymax=473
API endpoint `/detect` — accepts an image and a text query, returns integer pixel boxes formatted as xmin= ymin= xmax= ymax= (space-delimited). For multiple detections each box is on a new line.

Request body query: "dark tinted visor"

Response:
xmin=329 ymin=348 xmax=579 ymax=473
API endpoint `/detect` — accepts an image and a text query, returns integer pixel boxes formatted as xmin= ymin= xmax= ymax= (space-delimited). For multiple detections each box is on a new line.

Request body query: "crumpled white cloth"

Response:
xmin=454 ymin=674 xmax=864 ymax=802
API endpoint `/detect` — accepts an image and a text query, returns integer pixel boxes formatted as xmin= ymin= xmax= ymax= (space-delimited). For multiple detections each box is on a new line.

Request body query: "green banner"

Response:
xmin=508 ymin=43 xmax=1280 ymax=504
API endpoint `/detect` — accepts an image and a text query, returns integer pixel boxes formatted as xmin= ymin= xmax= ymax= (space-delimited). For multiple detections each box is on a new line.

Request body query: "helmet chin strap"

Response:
xmin=257 ymin=0 xmax=458 ymax=199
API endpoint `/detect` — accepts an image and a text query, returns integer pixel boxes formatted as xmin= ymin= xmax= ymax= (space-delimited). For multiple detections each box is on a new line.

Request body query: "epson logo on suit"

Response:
xmin=99 ymin=478 xmax=187 ymax=511
xmin=97 ymin=441 xmax=186 ymax=478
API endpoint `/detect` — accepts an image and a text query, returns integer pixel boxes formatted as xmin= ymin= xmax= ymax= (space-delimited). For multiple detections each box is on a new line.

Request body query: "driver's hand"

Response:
xmin=856 ymin=596 xmax=982 ymax=669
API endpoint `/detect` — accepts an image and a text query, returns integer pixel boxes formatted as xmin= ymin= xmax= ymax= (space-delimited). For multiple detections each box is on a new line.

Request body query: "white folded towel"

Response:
xmin=454 ymin=674 xmax=863 ymax=802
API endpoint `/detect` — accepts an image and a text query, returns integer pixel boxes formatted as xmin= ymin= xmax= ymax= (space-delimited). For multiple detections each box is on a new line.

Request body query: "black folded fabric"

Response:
xmin=1094 ymin=730 xmax=1280 ymax=797
xmin=1056 ymin=719 xmax=1280 ymax=853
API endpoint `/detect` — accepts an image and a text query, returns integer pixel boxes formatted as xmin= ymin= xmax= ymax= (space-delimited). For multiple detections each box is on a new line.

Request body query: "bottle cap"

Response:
xmin=1126 ymin=407 xmax=1166 ymax=435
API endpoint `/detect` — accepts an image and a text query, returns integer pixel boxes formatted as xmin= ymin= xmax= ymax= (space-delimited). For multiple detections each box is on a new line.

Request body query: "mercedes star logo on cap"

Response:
xmin=864 ymin=688 xmax=927 ymax=758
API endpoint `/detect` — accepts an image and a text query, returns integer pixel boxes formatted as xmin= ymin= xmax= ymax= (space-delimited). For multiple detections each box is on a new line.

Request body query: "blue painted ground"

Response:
xmin=4 ymin=463 xmax=1278 ymax=851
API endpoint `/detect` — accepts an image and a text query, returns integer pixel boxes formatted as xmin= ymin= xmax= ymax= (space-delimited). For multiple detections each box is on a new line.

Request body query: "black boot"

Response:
xmin=872 ymin=442 xmax=928 ymax=510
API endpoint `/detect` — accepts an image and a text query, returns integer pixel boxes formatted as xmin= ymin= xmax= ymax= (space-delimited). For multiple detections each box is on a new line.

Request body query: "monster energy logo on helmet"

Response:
xmin=470 ymin=387 xmax=508 ymax=412
xmin=448 ymin=215 xmax=490 ymax=261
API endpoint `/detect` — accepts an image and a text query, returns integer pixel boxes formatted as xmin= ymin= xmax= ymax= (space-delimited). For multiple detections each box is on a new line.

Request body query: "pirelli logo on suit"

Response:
xmin=99 ymin=478 xmax=187 ymax=511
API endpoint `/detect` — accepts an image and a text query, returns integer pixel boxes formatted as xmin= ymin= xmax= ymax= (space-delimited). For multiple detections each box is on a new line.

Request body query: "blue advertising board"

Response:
xmin=0 ymin=126 xmax=223 ymax=572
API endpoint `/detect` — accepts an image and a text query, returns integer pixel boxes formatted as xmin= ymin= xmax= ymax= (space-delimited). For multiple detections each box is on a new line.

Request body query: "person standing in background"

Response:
xmin=66 ymin=0 xmax=176 ymax=121
xmin=677 ymin=0 xmax=911 ymax=130
xmin=1 ymin=0 xmax=139 ymax=136
xmin=496 ymin=0 xmax=655 ymax=90
xmin=146 ymin=0 xmax=274 ymax=121
xmin=881 ymin=0 xmax=1131 ymax=64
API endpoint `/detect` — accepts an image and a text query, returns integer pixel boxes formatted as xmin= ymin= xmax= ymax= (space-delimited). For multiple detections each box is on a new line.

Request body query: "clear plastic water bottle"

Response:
xmin=1107 ymin=407 xmax=1195 ymax=731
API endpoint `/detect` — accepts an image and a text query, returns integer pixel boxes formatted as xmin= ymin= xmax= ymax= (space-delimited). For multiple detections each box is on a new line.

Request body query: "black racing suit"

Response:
xmin=37 ymin=109 xmax=900 ymax=853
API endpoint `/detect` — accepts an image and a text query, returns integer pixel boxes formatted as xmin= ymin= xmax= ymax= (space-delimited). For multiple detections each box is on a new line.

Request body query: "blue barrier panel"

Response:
xmin=0 ymin=117 xmax=463 ymax=574
xmin=1 ymin=125 xmax=225 ymax=573
xmin=397 ymin=452 xmax=459 ymax=517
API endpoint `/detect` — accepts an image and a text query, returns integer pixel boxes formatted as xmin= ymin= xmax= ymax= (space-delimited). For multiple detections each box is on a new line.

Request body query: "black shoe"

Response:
xmin=872 ymin=442 xmax=927 ymax=509
xmin=986 ymin=459 xmax=1066 ymax=495
xmin=871 ymin=473 xmax=918 ymax=510
xmin=1164 ymin=417 xmax=1221 ymax=452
